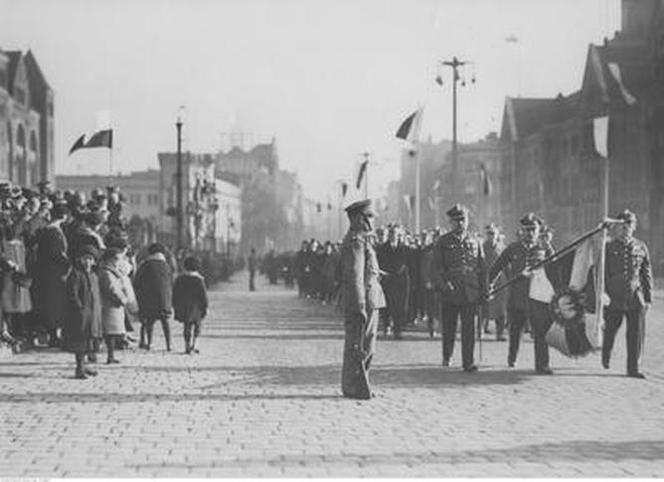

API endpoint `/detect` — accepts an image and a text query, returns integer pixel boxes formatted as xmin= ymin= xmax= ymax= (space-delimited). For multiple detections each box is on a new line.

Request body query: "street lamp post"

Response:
xmin=437 ymin=56 xmax=474 ymax=203
xmin=175 ymin=115 xmax=184 ymax=250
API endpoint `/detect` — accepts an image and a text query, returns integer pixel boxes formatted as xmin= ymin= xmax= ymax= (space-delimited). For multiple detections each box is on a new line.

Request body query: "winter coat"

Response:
xmin=1 ymin=238 xmax=32 ymax=313
xmin=172 ymin=271 xmax=209 ymax=324
xmin=63 ymin=266 xmax=102 ymax=354
xmin=34 ymin=222 xmax=71 ymax=329
xmin=134 ymin=253 xmax=173 ymax=321
xmin=98 ymin=262 xmax=129 ymax=336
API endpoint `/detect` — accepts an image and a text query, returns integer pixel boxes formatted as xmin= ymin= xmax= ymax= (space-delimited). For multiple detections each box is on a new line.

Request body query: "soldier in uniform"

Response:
xmin=488 ymin=213 xmax=554 ymax=374
xmin=433 ymin=204 xmax=485 ymax=372
xmin=482 ymin=223 xmax=507 ymax=341
xmin=340 ymin=199 xmax=386 ymax=399
xmin=602 ymin=209 xmax=652 ymax=379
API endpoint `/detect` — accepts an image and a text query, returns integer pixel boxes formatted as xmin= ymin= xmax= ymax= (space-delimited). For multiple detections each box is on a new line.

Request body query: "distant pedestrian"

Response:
xmin=173 ymin=256 xmax=209 ymax=354
xmin=248 ymin=247 xmax=257 ymax=291
xmin=134 ymin=242 xmax=173 ymax=351
xmin=98 ymin=247 xmax=130 ymax=364
xmin=340 ymin=199 xmax=386 ymax=400
xmin=63 ymin=245 xmax=102 ymax=379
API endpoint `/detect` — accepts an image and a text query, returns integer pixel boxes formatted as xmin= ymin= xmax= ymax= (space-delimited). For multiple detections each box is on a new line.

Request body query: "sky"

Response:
xmin=1 ymin=0 xmax=620 ymax=201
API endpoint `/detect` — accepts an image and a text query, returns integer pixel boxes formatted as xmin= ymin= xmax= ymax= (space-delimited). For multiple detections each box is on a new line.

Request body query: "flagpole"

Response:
xmin=414 ymin=146 xmax=421 ymax=232
xmin=596 ymin=110 xmax=610 ymax=346
xmin=363 ymin=152 xmax=369 ymax=199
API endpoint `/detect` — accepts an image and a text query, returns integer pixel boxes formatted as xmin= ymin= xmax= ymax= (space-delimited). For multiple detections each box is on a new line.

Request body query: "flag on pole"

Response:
xmin=69 ymin=134 xmax=87 ymax=155
xmin=432 ymin=179 xmax=440 ymax=192
xmin=427 ymin=196 xmax=435 ymax=211
xmin=403 ymin=195 xmax=412 ymax=217
xmin=607 ymin=63 xmax=637 ymax=106
xmin=316 ymin=202 xmax=322 ymax=213
xmin=479 ymin=163 xmax=492 ymax=196
xmin=593 ymin=116 xmax=609 ymax=158
xmin=529 ymin=236 xmax=600 ymax=357
xmin=85 ymin=129 xmax=113 ymax=149
xmin=356 ymin=160 xmax=368 ymax=189
xmin=341 ymin=182 xmax=348 ymax=198
xmin=395 ymin=108 xmax=423 ymax=143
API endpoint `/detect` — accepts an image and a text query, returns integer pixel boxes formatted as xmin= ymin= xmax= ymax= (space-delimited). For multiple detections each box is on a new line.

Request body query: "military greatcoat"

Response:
xmin=341 ymin=229 xmax=386 ymax=399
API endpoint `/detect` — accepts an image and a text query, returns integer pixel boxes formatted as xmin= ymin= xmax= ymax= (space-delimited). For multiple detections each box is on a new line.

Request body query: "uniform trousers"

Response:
xmin=342 ymin=309 xmax=378 ymax=399
xmin=602 ymin=307 xmax=645 ymax=375
xmin=441 ymin=303 xmax=476 ymax=368
xmin=507 ymin=300 xmax=551 ymax=370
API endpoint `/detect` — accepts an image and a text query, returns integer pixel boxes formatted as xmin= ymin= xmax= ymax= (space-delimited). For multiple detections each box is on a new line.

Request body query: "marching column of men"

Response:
xmin=275 ymin=198 xmax=653 ymax=397
xmin=332 ymin=199 xmax=653 ymax=398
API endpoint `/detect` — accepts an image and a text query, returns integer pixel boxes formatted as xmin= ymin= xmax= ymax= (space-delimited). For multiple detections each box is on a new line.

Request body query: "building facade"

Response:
xmin=499 ymin=0 xmax=664 ymax=273
xmin=0 ymin=49 xmax=54 ymax=187
xmin=158 ymin=153 xmax=242 ymax=255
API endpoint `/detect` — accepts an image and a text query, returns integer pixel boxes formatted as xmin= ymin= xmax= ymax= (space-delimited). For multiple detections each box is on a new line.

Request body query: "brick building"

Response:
xmin=499 ymin=0 xmax=664 ymax=273
xmin=0 ymin=49 xmax=54 ymax=187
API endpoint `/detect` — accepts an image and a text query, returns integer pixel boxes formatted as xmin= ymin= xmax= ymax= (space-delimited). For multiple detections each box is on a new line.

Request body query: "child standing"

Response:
xmin=98 ymin=247 xmax=129 ymax=364
xmin=63 ymin=245 xmax=102 ymax=379
xmin=172 ymin=256 xmax=208 ymax=354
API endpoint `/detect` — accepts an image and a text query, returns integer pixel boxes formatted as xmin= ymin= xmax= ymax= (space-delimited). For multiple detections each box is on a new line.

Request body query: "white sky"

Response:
xmin=1 ymin=0 xmax=620 ymax=200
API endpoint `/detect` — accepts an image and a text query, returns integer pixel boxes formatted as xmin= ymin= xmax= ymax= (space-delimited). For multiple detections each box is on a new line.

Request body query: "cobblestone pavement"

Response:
xmin=1 ymin=272 xmax=664 ymax=477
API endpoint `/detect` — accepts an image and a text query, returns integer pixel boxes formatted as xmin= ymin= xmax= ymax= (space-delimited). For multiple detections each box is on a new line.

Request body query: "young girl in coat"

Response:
xmin=98 ymin=247 xmax=129 ymax=364
xmin=172 ymin=256 xmax=208 ymax=354
xmin=63 ymin=245 xmax=102 ymax=379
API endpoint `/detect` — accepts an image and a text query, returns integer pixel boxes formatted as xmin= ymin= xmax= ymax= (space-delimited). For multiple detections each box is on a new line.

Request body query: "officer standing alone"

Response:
xmin=602 ymin=209 xmax=652 ymax=379
xmin=340 ymin=199 xmax=386 ymax=399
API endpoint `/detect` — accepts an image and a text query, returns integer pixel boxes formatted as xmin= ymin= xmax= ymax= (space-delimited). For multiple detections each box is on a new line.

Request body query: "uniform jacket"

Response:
xmin=63 ymin=266 xmax=102 ymax=353
xmin=605 ymin=237 xmax=652 ymax=311
xmin=433 ymin=231 xmax=486 ymax=305
xmin=489 ymin=240 xmax=553 ymax=311
xmin=341 ymin=230 xmax=386 ymax=315
xmin=172 ymin=271 xmax=209 ymax=323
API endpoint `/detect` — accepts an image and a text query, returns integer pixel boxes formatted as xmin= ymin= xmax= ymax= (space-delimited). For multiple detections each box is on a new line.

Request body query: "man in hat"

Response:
xmin=433 ymin=204 xmax=486 ymax=372
xmin=489 ymin=213 xmax=554 ymax=374
xmin=482 ymin=223 xmax=507 ymax=341
xmin=379 ymin=224 xmax=410 ymax=339
xmin=340 ymin=199 xmax=386 ymax=399
xmin=602 ymin=209 xmax=652 ymax=379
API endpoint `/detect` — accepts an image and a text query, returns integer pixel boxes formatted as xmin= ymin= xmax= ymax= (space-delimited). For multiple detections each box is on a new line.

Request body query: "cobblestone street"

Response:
xmin=1 ymin=272 xmax=664 ymax=477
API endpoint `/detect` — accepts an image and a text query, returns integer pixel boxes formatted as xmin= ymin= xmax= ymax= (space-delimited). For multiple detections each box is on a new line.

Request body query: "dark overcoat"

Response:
xmin=63 ymin=267 xmax=102 ymax=354
xmin=172 ymin=272 xmax=209 ymax=324
xmin=133 ymin=254 xmax=173 ymax=321
xmin=35 ymin=223 xmax=71 ymax=329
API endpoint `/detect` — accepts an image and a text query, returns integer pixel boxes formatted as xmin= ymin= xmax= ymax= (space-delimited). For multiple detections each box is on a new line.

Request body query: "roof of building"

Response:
xmin=502 ymin=93 xmax=580 ymax=142
xmin=6 ymin=50 xmax=21 ymax=95
xmin=23 ymin=50 xmax=51 ymax=107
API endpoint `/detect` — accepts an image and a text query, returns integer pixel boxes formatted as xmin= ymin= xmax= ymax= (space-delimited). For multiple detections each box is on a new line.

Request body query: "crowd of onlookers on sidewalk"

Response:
xmin=0 ymin=181 xmax=212 ymax=379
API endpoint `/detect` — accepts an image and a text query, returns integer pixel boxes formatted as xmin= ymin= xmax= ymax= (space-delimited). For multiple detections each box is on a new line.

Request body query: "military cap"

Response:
xmin=616 ymin=209 xmax=637 ymax=224
xmin=10 ymin=185 xmax=22 ymax=199
xmin=37 ymin=180 xmax=52 ymax=193
xmin=446 ymin=203 xmax=469 ymax=220
xmin=520 ymin=213 xmax=543 ymax=228
xmin=485 ymin=223 xmax=499 ymax=234
xmin=344 ymin=199 xmax=374 ymax=216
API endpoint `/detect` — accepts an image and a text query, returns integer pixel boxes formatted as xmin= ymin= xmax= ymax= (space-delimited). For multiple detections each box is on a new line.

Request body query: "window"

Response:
xmin=0 ymin=69 xmax=6 ymax=90
xmin=14 ymin=87 xmax=26 ymax=106
xmin=48 ymin=102 xmax=54 ymax=117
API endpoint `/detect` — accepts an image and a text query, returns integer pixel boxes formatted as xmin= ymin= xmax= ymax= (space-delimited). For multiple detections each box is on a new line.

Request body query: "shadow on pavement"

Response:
xmin=128 ymin=438 xmax=664 ymax=472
